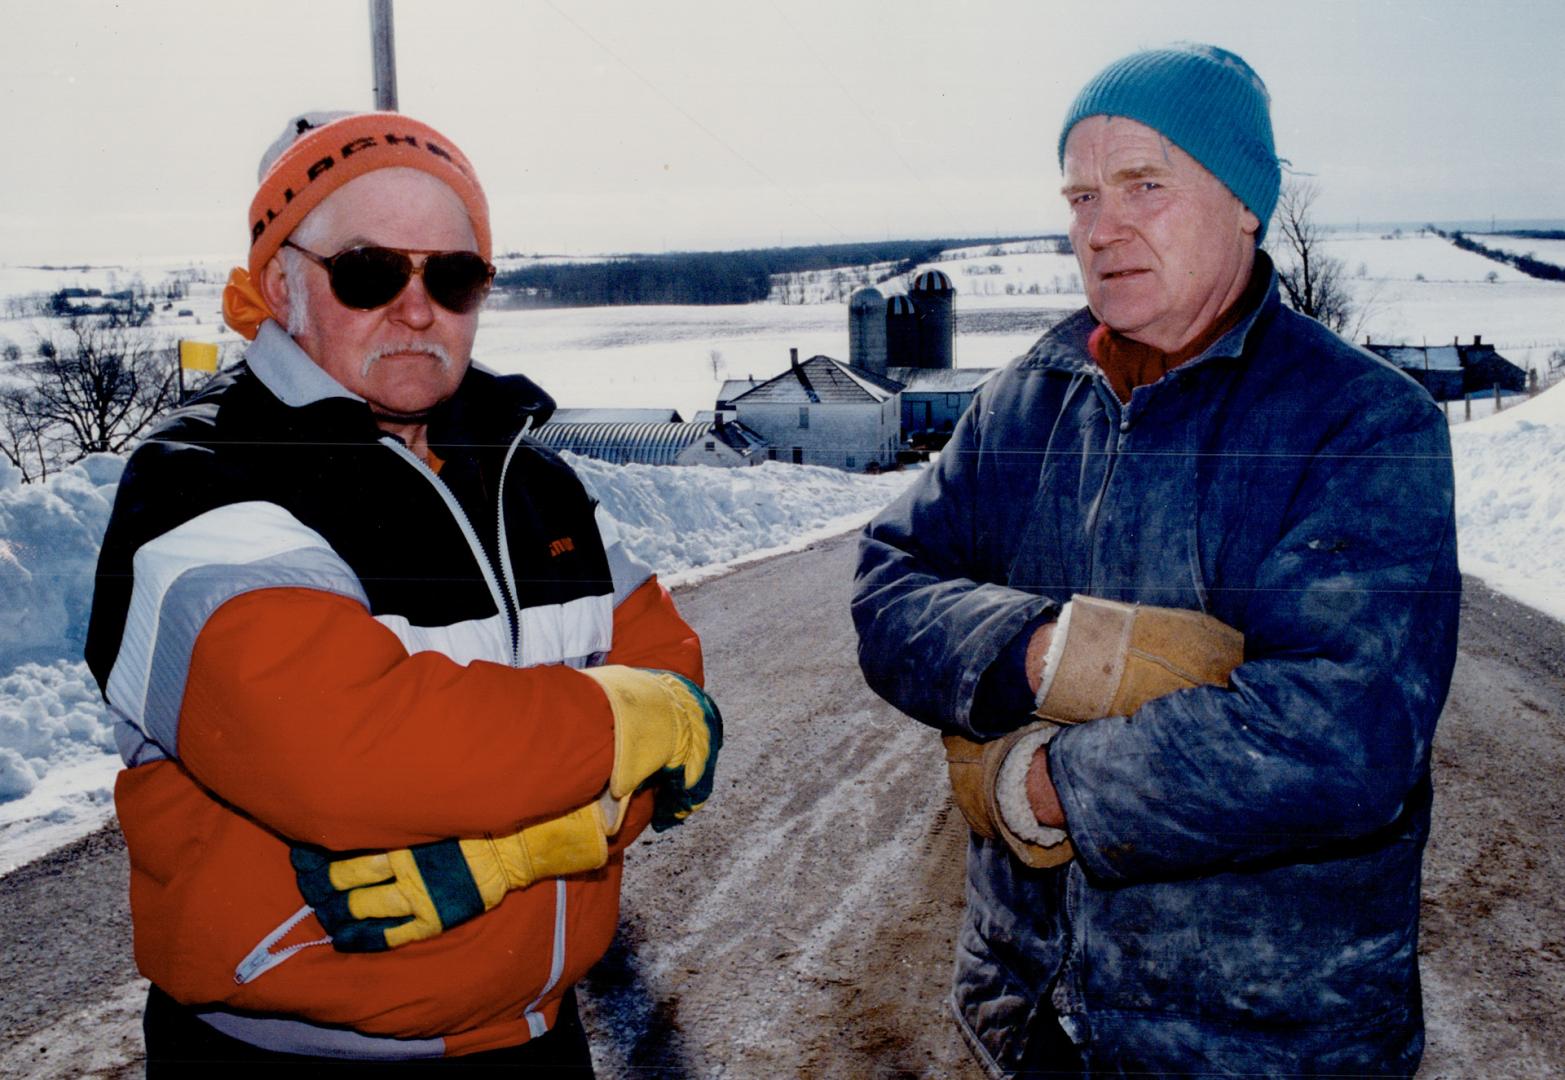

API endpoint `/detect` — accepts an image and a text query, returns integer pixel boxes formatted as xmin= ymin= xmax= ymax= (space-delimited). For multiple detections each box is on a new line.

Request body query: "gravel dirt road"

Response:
xmin=2 ymin=534 xmax=1562 ymax=1077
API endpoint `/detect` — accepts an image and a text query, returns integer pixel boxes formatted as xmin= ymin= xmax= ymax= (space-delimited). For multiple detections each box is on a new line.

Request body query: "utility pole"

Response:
xmin=370 ymin=0 xmax=398 ymax=111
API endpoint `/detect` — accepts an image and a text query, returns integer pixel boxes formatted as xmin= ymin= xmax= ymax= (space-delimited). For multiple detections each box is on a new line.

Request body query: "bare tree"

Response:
xmin=1268 ymin=179 xmax=1357 ymax=336
xmin=0 ymin=320 xmax=179 ymax=480
xmin=0 ymin=386 xmax=57 ymax=482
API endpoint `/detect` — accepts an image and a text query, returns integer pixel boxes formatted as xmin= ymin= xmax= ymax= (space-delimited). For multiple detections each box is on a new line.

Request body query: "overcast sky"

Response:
xmin=2 ymin=0 xmax=1561 ymax=264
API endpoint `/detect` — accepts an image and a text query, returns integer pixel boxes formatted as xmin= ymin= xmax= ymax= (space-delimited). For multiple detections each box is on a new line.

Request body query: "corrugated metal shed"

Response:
xmin=533 ymin=420 xmax=768 ymax=467
xmin=533 ymin=421 xmax=710 ymax=466
xmin=730 ymin=355 xmax=899 ymax=404
xmin=551 ymin=407 xmax=684 ymax=423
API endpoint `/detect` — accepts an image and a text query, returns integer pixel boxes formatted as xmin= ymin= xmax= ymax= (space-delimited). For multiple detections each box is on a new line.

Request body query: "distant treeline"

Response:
xmin=1430 ymin=226 xmax=1565 ymax=282
xmin=1491 ymin=229 xmax=1565 ymax=241
xmin=492 ymin=237 xmax=1046 ymax=307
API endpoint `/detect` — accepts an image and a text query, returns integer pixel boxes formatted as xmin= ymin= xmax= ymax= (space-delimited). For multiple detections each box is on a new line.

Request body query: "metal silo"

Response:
xmin=848 ymin=286 xmax=887 ymax=375
xmin=885 ymin=294 xmax=920 ymax=369
xmin=910 ymin=269 xmax=955 ymax=369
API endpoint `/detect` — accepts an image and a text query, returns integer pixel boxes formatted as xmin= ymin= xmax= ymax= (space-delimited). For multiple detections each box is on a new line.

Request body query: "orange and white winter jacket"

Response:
xmin=85 ymin=321 xmax=702 ymax=1059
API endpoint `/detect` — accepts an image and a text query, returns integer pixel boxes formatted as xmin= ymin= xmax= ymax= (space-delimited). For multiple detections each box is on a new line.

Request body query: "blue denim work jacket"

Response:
xmin=852 ymin=274 xmax=1460 ymax=1077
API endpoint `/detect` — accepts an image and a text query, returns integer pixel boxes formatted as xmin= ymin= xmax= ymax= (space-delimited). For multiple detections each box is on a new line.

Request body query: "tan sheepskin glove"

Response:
xmin=1033 ymin=595 xmax=1244 ymax=723
xmin=943 ymin=727 xmax=1074 ymax=868
xmin=944 ymin=597 xmax=1243 ymax=867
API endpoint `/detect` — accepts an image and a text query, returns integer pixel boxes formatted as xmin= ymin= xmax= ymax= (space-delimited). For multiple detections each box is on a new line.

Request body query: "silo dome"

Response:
xmin=911 ymin=269 xmax=954 ymax=294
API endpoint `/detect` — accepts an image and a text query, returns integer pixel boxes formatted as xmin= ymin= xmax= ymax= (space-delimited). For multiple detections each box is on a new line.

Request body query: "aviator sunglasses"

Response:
xmin=283 ymin=240 xmax=496 ymax=314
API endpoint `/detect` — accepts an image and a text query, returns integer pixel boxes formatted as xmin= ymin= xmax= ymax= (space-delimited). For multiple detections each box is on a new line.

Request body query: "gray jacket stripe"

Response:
xmin=595 ymin=505 xmax=653 ymax=605
xmin=105 ymin=502 xmax=368 ymax=759
xmin=195 ymin=1009 xmax=444 ymax=1060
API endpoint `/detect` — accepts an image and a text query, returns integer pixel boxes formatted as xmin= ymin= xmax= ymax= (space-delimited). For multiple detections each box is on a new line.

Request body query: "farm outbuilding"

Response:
xmin=1366 ymin=344 xmax=1464 ymax=401
xmin=1456 ymin=336 xmax=1528 ymax=395
xmin=1366 ymin=335 xmax=1528 ymax=401
xmin=532 ymin=419 xmax=766 ymax=467
xmin=887 ymin=366 xmax=995 ymax=444
xmin=726 ymin=351 xmax=901 ymax=470
xmin=551 ymin=407 xmax=684 ymax=423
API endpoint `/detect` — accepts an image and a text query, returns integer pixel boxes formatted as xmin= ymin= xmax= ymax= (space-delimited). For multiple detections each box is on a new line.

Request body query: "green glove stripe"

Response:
xmin=332 ymin=918 xmax=403 ymax=953
xmin=651 ymin=672 xmax=724 ymax=832
xmin=410 ymin=840 xmax=485 ymax=930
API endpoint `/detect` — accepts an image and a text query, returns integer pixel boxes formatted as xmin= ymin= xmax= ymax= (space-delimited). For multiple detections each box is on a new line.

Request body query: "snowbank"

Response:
xmin=0 ymin=453 xmax=122 ymax=672
xmin=1450 ymin=381 xmax=1565 ymax=623
xmin=564 ymin=453 xmax=915 ymax=582
xmin=0 ymin=456 xmax=125 ymax=870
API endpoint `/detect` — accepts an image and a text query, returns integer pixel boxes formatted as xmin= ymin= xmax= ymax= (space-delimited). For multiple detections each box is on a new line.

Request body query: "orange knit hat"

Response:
xmin=223 ymin=111 xmax=491 ymax=340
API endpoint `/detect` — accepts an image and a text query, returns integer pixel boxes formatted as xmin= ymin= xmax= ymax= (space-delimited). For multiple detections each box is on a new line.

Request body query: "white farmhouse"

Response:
xmin=727 ymin=350 xmax=901 ymax=470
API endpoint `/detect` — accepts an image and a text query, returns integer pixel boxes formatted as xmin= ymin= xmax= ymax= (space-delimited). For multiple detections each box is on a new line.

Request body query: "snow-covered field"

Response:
xmin=0 ymin=226 xmax=1561 ymax=874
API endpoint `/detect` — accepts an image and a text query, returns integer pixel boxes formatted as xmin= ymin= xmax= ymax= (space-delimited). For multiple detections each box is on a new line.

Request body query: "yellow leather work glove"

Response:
xmin=1034 ymin=595 xmax=1244 ymax=723
xmin=579 ymin=666 xmax=722 ymax=833
xmin=293 ymin=802 xmax=610 ymax=952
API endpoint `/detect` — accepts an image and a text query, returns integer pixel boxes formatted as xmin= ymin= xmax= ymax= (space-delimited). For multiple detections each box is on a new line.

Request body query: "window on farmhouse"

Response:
xmin=798 ymin=407 xmax=809 ymax=429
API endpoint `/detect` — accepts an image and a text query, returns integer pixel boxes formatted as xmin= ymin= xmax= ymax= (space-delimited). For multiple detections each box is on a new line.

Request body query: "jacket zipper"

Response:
xmin=493 ymin=420 xmax=535 ymax=667
xmin=491 ymin=421 xmax=572 ymax=1041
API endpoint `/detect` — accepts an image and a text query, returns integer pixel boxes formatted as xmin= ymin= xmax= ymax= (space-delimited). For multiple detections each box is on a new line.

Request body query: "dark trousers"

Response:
xmin=143 ymin=984 xmax=595 ymax=1077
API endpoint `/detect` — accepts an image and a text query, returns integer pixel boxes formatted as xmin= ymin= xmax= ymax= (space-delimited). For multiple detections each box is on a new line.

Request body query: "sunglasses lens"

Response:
xmin=328 ymin=247 xmax=415 ymax=310
xmin=423 ymin=252 xmax=494 ymax=313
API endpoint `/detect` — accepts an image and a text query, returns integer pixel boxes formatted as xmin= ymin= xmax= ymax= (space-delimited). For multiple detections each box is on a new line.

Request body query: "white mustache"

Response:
xmin=361 ymin=342 xmax=454 ymax=379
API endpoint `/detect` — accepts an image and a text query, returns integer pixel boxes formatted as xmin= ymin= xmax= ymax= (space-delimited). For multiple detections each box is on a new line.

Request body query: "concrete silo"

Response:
xmin=848 ymin=286 xmax=887 ymax=375
xmin=909 ymin=269 xmax=955 ymax=369
xmin=885 ymin=294 xmax=920 ymax=369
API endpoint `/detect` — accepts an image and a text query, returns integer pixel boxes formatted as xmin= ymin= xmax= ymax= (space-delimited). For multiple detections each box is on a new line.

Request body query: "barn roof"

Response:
xmin=534 ymin=421 xmax=710 ymax=466
xmin=730 ymin=355 xmax=899 ymax=404
xmin=887 ymin=366 xmax=996 ymax=392
xmin=1366 ymin=344 xmax=1462 ymax=372
xmin=717 ymin=377 xmax=765 ymax=405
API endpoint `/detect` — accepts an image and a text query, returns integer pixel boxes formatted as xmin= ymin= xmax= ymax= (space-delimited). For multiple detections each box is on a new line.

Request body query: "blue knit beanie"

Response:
xmin=1058 ymin=43 xmax=1280 ymax=240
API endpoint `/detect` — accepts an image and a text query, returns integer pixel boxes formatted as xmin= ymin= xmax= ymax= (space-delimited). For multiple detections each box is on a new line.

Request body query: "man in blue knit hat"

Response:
xmin=853 ymin=44 xmax=1458 ymax=1076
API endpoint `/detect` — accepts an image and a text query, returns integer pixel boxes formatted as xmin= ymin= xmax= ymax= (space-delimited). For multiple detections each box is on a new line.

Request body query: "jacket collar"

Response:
xmin=244 ymin=320 xmax=365 ymax=408
xmin=1020 ymin=252 xmax=1282 ymax=379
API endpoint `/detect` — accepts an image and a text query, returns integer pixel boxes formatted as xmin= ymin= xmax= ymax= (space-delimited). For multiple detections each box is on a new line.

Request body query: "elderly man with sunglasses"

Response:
xmin=87 ymin=111 xmax=720 ymax=1074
